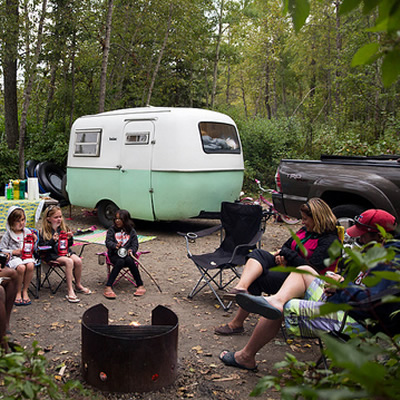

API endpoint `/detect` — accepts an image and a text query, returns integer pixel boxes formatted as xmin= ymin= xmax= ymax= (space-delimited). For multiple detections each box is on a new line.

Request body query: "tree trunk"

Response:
xmin=19 ymin=0 xmax=47 ymax=178
xmin=69 ymin=29 xmax=77 ymax=128
xmin=98 ymin=0 xmax=114 ymax=113
xmin=3 ymin=0 xmax=19 ymax=151
xmin=211 ymin=0 xmax=225 ymax=108
xmin=334 ymin=1 xmax=342 ymax=111
xmin=42 ymin=64 xmax=57 ymax=135
xmin=264 ymin=51 xmax=272 ymax=120
xmin=146 ymin=3 xmax=173 ymax=106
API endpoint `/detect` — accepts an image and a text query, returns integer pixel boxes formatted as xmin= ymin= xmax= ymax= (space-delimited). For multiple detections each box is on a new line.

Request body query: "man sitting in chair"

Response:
xmin=219 ymin=209 xmax=399 ymax=371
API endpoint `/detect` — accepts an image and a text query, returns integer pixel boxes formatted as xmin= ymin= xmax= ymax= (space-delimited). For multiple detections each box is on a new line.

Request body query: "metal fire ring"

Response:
xmin=81 ymin=304 xmax=178 ymax=393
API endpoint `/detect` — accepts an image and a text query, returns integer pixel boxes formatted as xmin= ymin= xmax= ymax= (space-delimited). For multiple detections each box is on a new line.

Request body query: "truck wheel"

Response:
xmin=98 ymin=201 xmax=119 ymax=228
xmin=332 ymin=204 xmax=365 ymax=229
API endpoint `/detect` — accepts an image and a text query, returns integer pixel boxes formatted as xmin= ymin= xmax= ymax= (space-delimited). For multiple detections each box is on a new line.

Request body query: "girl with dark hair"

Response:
xmin=104 ymin=210 xmax=145 ymax=299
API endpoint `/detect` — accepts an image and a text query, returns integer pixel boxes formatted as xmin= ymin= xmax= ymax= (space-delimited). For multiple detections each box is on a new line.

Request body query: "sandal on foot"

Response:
xmin=215 ymin=324 xmax=244 ymax=335
xmin=104 ymin=290 xmax=116 ymax=299
xmin=75 ymin=287 xmax=92 ymax=295
xmin=65 ymin=295 xmax=80 ymax=303
xmin=236 ymin=293 xmax=282 ymax=320
xmin=223 ymin=288 xmax=249 ymax=301
xmin=219 ymin=350 xmax=257 ymax=372
xmin=134 ymin=287 xmax=146 ymax=297
xmin=14 ymin=299 xmax=24 ymax=306
xmin=22 ymin=299 xmax=32 ymax=305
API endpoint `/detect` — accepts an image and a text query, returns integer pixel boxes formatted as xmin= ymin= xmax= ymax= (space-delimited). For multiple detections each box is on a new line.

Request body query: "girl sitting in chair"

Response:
xmin=104 ymin=209 xmax=145 ymax=299
xmin=0 ymin=206 xmax=36 ymax=306
xmin=40 ymin=206 xmax=91 ymax=303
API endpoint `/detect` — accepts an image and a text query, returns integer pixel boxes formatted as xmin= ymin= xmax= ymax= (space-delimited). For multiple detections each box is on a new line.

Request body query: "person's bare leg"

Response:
xmin=226 ymin=307 xmax=250 ymax=330
xmin=0 ymin=287 xmax=7 ymax=349
xmin=15 ymin=265 xmax=25 ymax=302
xmin=233 ymin=259 xmax=263 ymax=291
xmin=0 ymin=269 xmax=17 ymax=331
xmin=224 ymin=317 xmax=282 ymax=369
xmin=260 ymin=266 xmax=318 ymax=312
xmin=71 ymin=255 xmax=88 ymax=292
xmin=59 ymin=257 xmax=76 ymax=298
xmin=21 ymin=263 xmax=34 ymax=302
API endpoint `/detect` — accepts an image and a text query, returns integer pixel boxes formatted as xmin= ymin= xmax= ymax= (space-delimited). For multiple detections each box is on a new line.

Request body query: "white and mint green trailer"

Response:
xmin=66 ymin=107 xmax=244 ymax=227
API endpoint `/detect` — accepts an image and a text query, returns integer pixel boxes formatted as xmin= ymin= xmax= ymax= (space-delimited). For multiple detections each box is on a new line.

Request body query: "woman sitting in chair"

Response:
xmin=104 ymin=209 xmax=145 ymax=299
xmin=215 ymin=197 xmax=338 ymax=335
xmin=219 ymin=209 xmax=399 ymax=371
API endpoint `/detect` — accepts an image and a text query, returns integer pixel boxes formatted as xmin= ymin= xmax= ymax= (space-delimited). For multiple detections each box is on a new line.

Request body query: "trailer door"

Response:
xmin=119 ymin=119 xmax=156 ymax=220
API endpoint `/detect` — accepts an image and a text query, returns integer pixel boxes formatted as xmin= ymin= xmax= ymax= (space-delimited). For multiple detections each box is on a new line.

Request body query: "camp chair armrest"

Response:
xmin=228 ymin=230 xmax=264 ymax=263
xmin=177 ymin=224 xmax=222 ymax=240
xmin=178 ymin=225 xmax=223 ymax=257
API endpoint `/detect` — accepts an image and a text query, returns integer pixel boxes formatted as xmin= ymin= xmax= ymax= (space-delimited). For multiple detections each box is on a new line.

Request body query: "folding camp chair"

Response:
xmin=179 ymin=201 xmax=263 ymax=310
xmin=39 ymin=242 xmax=89 ymax=294
xmin=97 ymin=250 xmax=150 ymax=287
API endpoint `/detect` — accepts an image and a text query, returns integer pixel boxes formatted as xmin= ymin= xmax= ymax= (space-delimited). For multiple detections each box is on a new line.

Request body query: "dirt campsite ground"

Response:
xmin=8 ymin=206 xmax=321 ymax=399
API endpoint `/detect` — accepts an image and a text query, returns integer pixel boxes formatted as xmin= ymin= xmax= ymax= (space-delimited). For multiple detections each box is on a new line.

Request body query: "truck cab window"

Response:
xmin=74 ymin=128 xmax=102 ymax=157
xmin=199 ymin=122 xmax=240 ymax=154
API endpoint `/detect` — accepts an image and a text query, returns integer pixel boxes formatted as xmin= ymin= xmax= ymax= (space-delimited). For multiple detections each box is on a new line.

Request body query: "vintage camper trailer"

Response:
xmin=66 ymin=107 xmax=244 ymax=226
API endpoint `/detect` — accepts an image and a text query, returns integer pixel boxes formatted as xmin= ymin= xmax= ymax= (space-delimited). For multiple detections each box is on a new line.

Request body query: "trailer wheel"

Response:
xmin=332 ymin=204 xmax=366 ymax=230
xmin=98 ymin=201 xmax=119 ymax=228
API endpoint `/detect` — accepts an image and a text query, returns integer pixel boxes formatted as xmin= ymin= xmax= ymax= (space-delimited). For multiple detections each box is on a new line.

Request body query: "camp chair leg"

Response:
xmin=28 ymin=263 xmax=41 ymax=299
xmin=41 ymin=264 xmax=66 ymax=294
xmin=188 ymin=267 xmax=237 ymax=310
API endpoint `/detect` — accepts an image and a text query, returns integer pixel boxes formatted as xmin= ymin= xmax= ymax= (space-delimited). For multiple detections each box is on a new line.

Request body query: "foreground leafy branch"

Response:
xmin=0 ymin=341 xmax=88 ymax=400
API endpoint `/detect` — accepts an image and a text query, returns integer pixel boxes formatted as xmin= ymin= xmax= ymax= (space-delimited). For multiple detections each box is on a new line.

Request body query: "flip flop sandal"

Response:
xmin=22 ymin=299 xmax=32 ymax=305
xmin=134 ymin=288 xmax=146 ymax=297
xmin=104 ymin=291 xmax=116 ymax=299
xmin=65 ymin=295 xmax=80 ymax=303
xmin=223 ymin=288 xmax=249 ymax=301
xmin=219 ymin=350 xmax=258 ymax=372
xmin=76 ymin=287 xmax=92 ymax=295
xmin=14 ymin=299 xmax=24 ymax=306
xmin=236 ymin=293 xmax=282 ymax=320
xmin=215 ymin=324 xmax=244 ymax=335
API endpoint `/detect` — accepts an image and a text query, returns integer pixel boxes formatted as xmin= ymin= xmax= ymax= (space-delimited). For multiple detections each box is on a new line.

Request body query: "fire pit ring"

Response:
xmin=82 ymin=304 xmax=178 ymax=393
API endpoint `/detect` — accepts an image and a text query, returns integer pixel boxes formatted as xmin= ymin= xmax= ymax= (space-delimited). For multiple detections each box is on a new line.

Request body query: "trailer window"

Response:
xmin=73 ymin=128 xmax=102 ymax=157
xmin=125 ymin=132 xmax=150 ymax=145
xmin=199 ymin=122 xmax=240 ymax=154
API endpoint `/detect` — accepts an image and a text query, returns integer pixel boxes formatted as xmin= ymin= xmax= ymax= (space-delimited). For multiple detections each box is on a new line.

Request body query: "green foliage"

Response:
xmin=250 ymin=333 xmax=400 ymax=399
xmin=0 ymin=341 xmax=88 ymax=399
xmin=0 ymin=142 xmax=19 ymax=188
xmin=223 ymin=112 xmax=303 ymax=190
xmin=252 ymin=237 xmax=400 ymax=399
xmin=285 ymin=0 xmax=400 ymax=86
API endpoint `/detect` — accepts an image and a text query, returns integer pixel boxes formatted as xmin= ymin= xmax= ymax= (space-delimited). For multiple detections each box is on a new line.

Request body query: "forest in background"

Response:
xmin=0 ymin=0 xmax=399 ymax=190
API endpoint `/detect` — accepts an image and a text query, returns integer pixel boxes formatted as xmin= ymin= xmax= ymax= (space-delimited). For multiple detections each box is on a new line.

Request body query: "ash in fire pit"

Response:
xmin=81 ymin=304 xmax=178 ymax=393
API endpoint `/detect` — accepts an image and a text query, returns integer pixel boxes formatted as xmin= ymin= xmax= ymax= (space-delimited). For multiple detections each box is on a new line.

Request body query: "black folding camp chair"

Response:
xmin=179 ymin=201 xmax=263 ymax=310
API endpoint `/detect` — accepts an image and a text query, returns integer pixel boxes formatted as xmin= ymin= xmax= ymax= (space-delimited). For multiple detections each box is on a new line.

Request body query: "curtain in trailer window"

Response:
xmin=74 ymin=129 xmax=102 ymax=156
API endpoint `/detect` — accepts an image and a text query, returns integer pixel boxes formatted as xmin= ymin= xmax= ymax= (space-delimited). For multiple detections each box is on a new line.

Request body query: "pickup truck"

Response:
xmin=272 ymin=155 xmax=400 ymax=225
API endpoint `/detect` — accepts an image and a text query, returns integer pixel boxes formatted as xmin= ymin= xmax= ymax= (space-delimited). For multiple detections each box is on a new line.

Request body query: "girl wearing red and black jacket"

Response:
xmin=215 ymin=197 xmax=338 ymax=335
